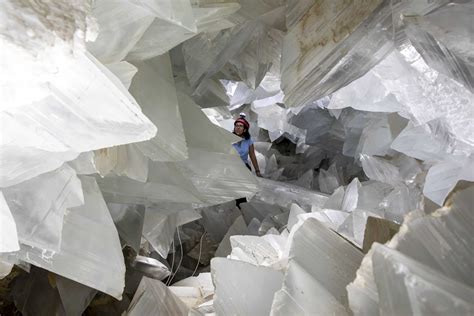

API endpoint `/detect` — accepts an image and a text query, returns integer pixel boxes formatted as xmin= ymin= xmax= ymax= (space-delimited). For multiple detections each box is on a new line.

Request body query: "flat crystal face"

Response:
xmin=1 ymin=1 xmax=473 ymax=314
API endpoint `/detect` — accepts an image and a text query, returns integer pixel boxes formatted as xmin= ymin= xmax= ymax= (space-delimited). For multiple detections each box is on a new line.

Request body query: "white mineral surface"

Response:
xmin=1 ymin=1 xmax=472 ymax=315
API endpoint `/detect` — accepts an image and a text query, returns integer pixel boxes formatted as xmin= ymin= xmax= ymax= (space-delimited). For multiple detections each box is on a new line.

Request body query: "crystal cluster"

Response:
xmin=1 ymin=0 xmax=473 ymax=315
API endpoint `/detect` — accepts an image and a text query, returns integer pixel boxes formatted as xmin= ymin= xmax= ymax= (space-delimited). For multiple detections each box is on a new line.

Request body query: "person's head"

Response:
xmin=233 ymin=114 xmax=250 ymax=140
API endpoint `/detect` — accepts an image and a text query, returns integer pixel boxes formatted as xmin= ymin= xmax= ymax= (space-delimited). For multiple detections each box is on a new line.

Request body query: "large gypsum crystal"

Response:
xmin=1 ymin=176 xmax=126 ymax=299
xmin=270 ymin=217 xmax=364 ymax=315
xmin=127 ymin=276 xmax=189 ymax=316
xmin=130 ymin=53 xmax=188 ymax=162
xmin=281 ymin=0 xmax=394 ymax=107
xmin=402 ymin=1 xmax=474 ymax=92
xmin=211 ymin=257 xmax=284 ymax=316
xmin=0 ymin=191 xmax=19 ymax=253
xmin=183 ymin=20 xmax=283 ymax=97
xmin=347 ymin=185 xmax=474 ymax=315
xmin=253 ymin=178 xmax=328 ymax=211
xmin=2 ymin=165 xmax=83 ymax=253
xmin=127 ymin=1 xmax=241 ymax=62
xmin=0 ymin=49 xmax=156 ymax=187
xmin=281 ymin=0 xmax=453 ymax=108
xmin=372 ymin=243 xmax=474 ymax=316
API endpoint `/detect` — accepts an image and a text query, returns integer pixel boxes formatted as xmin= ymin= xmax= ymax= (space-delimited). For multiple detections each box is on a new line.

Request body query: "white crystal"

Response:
xmin=348 ymin=186 xmax=474 ymax=315
xmin=372 ymin=243 xmax=474 ymax=316
xmin=143 ymin=205 xmax=201 ymax=258
xmin=423 ymin=155 xmax=474 ymax=205
xmin=341 ymin=178 xmax=362 ymax=213
xmin=107 ymin=203 xmax=145 ymax=252
xmin=211 ymin=257 xmax=284 ymax=316
xmin=215 ymin=215 xmax=248 ymax=258
xmin=281 ymin=0 xmax=393 ymax=107
xmin=130 ymin=54 xmax=188 ymax=161
xmin=87 ymin=0 xmax=154 ymax=63
xmin=254 ymin=178 xmax=329 ymax=211
xmin=1 ymin=176 xmax=126 ymax=299
xmin=229 ymin=234 xmax=287 ymax=269
xmin=271 ymin=217 xmax=363 ymax=314
xmin=3 ymin=165 xmax=83 ymax=252
xmin=127 ymin=276 xmax=189 ymax=316
xmin=170 ymin=273 xmax=215 ymax=310
xmin=0 ymin=191 xmax=19 ymax=252
xmin=105 ymin=61 xmax=138 ymax=89
xmin=127 ymin=2 xmax=240 ymax=61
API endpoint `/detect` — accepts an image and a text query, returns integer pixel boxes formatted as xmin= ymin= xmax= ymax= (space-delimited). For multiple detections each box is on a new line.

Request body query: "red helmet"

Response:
xmin=234 ymin=114 xmax=249 ymax=129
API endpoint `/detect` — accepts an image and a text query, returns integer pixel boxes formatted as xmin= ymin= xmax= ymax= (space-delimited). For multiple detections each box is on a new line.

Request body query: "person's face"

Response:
xmin=234 ymin=122 xmax=245 ymax=136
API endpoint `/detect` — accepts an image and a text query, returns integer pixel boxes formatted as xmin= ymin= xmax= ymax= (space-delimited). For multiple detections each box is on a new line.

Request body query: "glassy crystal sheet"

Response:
xmin=212 ymin=257 xmax=284 ymax=316
xmin=1 ymin=176 xmax=126 ymax=299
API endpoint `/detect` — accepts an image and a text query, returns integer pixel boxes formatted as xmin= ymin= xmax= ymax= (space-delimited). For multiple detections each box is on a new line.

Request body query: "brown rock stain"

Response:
xmin=295 ymin=0 xmax=382 ymax=74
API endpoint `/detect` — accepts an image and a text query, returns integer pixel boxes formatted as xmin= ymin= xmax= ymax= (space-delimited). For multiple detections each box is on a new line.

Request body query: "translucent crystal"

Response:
xmin=253 ymin=178 xmax=329 ymax=211
xmin=198 ymin=201 xmax=240 ymax=242
xmin=372 ymin=244 xmax=474 ymax=315
xmin=176 ymin=89 xmax=240 ymax=154
xmin=372 ymin=243 xmax=474 ymax=316
xmin=127 ymin=276 xmax=189 ymax=316
xmin=96 ymin=174 xmax=203 ymax=206
xmin=254 ymin=104 xmax=305 ymax=143
xmin=229 ymin=234 xmax=287 ymax=269
xmin=107 ymin=203 xmax=145 ymax=252
xmin=67 ymin=152 xmax=97 ymax=175
xmin=423 ymin=155 xmax=474 ymax=205
xmin=0 ymin=50 xmax=156 ymax=186
xmin=341 ymin=178 xmax=362 ymax=212
xmin=56 ymin=275 xmax=97 ymax=316
xmin=285 ymin=0 xmax=317 ymax=30
xmin=11 ymin=267 xmax=64 ymax=315
xmin=227 ymin=27 xmax=284 ymax=89
xmin=169 ymin=273 xmax=214 ymax=310
xmin=87 ymin=0 xmax=155 ymax=63
xmin=375 ymin=48 xmax=474 ymax=146
xmin=281 ymin=0 xmax=394 ymax=107
xmin=337 ymin=209 xmax=382 ymax=248
xmin=105 ymin=61 xmax=138 ymax=89
xmin=323 ymin=186 xmax=345 ymax=210
xmin=287 ymin=203 xmax=306 ymax=231
xmin=0 ymin=191 xmax=19 ymax=252
xmin=183 ymin=21 xmax=263 ymax=91
xmin=3 ymin=165 xmax=83 ymax=252
xmin=403 ymin=2 xmax=474 ymax=91
xmin=391 ymin=119 xmax=461 ymax=162
xmin=348 ymin=186 xmax=474 ymax=315
xmin=131 ymin=255 xmax=171 ymax=280
xmin=130 ymin=54 xmax=188 ymax=161
xmin=1 ymin=176 xmax=126 ymax=299
xmin=215 ymin=216 xmax=248 ymax=257
xmin=271 ymin=261 xmax=348 ymax=315
xmin=143 ymin=205 xmax=201 ymax=258
xmin=271 ymin=217 xmax=364 ymax=314
xmin=356 ymin=115 xmax=394 ymax=157
xmin=0 ymin=260 xmax=13 ymax=279
xmin=360 ymin=154 xmax=403 ymax=186
xmin=310 ymin=209 xmax=350 ymax=232
xmin=0 ymin=148 xmax=79 ymax=188
xmin=211 ymin=257 xmax=284 ymax=316
xmin=95 ymin=144 xmax=149 ymax=182
xmin=318 ymin=163 xmax=344 ymax=194
xmin=125 ymin=0 xmax=197 ymax=61
xmin=328 ymin=71 xmax=404 ymax=113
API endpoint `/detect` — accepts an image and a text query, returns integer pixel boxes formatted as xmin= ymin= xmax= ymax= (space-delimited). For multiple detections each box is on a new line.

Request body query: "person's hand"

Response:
xmin=255 ymin=170 xmax=262 ymax=177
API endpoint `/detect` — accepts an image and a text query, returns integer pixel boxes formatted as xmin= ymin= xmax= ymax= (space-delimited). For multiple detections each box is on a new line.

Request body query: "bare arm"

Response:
xmin=248 ymin=144 xmax=262 ymax=177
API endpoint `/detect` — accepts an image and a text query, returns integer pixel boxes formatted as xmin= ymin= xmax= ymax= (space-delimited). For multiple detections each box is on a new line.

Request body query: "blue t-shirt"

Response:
xmin=233 ymin=138 xmax=254 ymax=163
